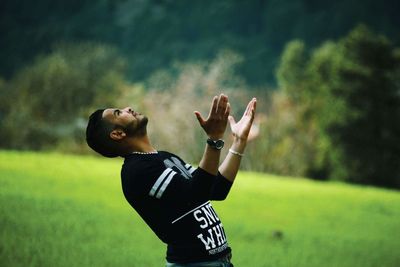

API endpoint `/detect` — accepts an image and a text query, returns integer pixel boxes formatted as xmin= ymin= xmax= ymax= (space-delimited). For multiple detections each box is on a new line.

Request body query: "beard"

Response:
xmin=125 ymin=116 xmax=149 ymax=137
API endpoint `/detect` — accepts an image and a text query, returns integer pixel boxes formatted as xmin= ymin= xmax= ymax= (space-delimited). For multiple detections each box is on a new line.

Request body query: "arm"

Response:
xmin=144 ymin=94 xmax=230 ymax=204
xmin=219 ymin=98 xmax=257 ymax=182
xmin=194 ymin=94 xmax=230 ymax=175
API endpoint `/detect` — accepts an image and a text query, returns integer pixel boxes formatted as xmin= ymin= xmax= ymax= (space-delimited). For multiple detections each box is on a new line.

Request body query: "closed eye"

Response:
xmin=113 ymin=109 xmax=121 ymax=117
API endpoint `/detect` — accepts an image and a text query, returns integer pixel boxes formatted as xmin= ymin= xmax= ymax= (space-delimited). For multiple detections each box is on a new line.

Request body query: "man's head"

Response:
xmin=86 ymin=107 xmax=148 ymax=157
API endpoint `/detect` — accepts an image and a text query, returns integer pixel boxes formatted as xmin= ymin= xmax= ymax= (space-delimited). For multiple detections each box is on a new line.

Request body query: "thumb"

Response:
xmin=194 ymin=111 xmax=205 ymax=125
xmin=228 ymin=115 xmax=236 ymax=126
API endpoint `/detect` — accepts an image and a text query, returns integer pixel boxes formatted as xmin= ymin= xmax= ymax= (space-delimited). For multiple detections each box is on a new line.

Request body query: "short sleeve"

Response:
xmin=138 ymin=160 xmax=217 ymax=204
xmin=209 ymin=172 xmax=233 ymax=200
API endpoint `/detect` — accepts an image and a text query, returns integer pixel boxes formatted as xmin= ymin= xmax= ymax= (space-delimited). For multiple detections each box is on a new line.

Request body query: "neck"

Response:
xmin=125 ymin=134 xmax=156 ymax=154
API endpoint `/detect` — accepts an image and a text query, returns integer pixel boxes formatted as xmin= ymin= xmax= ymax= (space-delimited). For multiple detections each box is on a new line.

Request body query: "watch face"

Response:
xmin=207 ymin=138 xmax=225 ymax=150
xmin=215 ymin=139 xmax=225 ymax=149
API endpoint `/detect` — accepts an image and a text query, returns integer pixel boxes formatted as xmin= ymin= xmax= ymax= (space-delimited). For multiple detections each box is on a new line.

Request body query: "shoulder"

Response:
xmin=121 ymin=154 xmax=166 ymax=196
xmin=121 ymin=151 xmax=186 ymax=183
xmin=121 ymin=151 xmax=191 ymax=184
xmin=121 ymin=152 xmax=187 ymax=198
xmin=157 ymin=151 xmax=186 ymax=165
xmin=122 ymin=153 xmax=164 ymax=177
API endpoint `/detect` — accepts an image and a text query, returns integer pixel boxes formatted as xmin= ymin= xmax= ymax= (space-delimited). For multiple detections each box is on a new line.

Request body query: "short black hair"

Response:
xmin=86 ymin=109 xmax=120 ymax=158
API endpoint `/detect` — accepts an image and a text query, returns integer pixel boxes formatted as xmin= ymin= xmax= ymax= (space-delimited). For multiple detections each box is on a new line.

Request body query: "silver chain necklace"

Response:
xmin=131 ymin=151 xmax=158 ymax=155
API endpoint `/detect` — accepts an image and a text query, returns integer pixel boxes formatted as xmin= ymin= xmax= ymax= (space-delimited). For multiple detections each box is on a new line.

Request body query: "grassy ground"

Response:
xmin=0 ymin=150 xmax=399 ymax=267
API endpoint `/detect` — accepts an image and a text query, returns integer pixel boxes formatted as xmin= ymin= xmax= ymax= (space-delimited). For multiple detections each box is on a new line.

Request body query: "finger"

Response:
xmin=210 ymin=96 xmax=218 ymax=115
xmin=244 ymin=97 xmax=255 ymax=115
xmin=244 ymin=100 xmax=252 ymax=116
xmin=228 ymin=115 xmax=236 ymax=126
xmin=249 ymin=99 xmax=257 ymax=122
xmin=252 ymin=98 xmax=257 ymax=113
xmin=246 ymin=98 xmax=257 ymax=116
xmin=194 ymin=111 xmax=205 ymax=125
xmin=224 ymin=102 xmax=231 ymax=118
xmin=216 ymin=94 xmax=228 ymax=114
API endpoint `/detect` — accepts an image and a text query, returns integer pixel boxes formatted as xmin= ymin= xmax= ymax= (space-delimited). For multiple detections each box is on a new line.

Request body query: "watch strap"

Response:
xmin=206 ymin=138 xmax=225 ymax=150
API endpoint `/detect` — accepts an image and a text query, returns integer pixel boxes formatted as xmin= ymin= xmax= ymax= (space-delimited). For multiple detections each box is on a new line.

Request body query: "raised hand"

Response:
xmin=228 ymin=98 xmax=257 ymax=142
xmin=194 ymin=94 xmax=230 ymax=140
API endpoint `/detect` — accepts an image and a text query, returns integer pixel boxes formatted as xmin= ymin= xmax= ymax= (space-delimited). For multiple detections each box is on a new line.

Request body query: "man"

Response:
xmin=86 ymin=94 xmax=257 ymax=266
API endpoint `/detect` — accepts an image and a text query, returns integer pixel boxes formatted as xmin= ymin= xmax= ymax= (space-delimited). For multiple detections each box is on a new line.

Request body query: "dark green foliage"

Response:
xmin=276 ymin=25 xmax=400 ymax=188
xmin=330 ymin=26 xmax=400 ymax=187
xmin=1 ymin=0 xmax=399 ymax=85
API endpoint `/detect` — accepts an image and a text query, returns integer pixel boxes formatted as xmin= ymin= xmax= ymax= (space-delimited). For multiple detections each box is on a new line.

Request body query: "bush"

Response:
xmin=274 ymin=25 xmax=400 ymax=188
xmin=0 ymin=43 xmax=128 ymax=151
xmin=142 ymin=50 xmax=259 ymax=163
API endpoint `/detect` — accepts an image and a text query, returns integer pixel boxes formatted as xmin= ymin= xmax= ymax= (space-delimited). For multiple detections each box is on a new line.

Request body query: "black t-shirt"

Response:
xmin=121 ymin=151 xmax=232 ymax=263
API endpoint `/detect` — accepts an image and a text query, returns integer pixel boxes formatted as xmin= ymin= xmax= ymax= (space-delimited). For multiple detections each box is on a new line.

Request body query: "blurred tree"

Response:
xmin=328 ymin=26 xmax=400 ymax=187
xmin=276 ymin=40 xmax=307 ymax=102
xmin=275 ymin=25 xmax=400 ymax=188
xmin=248 ymin=40 xmax=324 ymax=177
xmin=0 ymin=43 xmax=128 ymax=151
xmin=1 ymin=0 xmax=399 ymax=86
xmin=141 ymin=50 xmax=256 ymax=163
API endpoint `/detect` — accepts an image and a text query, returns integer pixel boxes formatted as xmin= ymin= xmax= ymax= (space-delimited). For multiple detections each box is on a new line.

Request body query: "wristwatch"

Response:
xmin=207 ymin=138 xmax=225 ymax=150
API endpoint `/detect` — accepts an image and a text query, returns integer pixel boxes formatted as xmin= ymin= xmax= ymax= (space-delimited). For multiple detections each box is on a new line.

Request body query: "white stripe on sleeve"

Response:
xmin=188 ymin=166 xmax=196 ymax=174
xmin=149 ymin=168 xmax=172 ymax=197
xmin=185 ymin=163 xmax=196 ymax=174
xmin=155 ymin=171 xmax=176 ymax=199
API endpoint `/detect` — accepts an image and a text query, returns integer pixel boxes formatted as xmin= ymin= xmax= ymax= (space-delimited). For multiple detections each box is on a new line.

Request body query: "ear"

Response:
xmin=110 ymin=129 xmax=126 ymax=141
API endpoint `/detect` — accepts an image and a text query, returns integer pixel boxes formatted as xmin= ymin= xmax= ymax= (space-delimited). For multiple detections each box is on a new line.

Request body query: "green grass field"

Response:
xmin=1 ymin=150 xmax=399 ymax=267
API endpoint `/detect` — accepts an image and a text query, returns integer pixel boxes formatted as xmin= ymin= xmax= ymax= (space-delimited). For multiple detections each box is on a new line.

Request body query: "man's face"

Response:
xmin=102 ymin=107 xmax=148 ymax=137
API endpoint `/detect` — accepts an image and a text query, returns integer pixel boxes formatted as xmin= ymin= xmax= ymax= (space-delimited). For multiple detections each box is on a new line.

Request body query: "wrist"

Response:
xmin=229 ymin=148 xmax=244 ymax=157
xmin=232 ymin=136 xmax=247 ymax=145
xmin=231 ymin=138 xmax=247 ymax=153
xmin=207 ymin=138 xmax=225 ymax=150
xmin=208 ymin=134 xmax=224 ymax=140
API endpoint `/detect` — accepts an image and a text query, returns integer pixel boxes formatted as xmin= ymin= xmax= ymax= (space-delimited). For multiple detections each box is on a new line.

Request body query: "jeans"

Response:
xmin=166 ymin=253 xmax=233 ymax=267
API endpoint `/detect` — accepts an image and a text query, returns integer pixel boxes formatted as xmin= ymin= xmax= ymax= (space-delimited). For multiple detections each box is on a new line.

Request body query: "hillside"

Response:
xmin=0 ymin=150 xmax=399 ymax=266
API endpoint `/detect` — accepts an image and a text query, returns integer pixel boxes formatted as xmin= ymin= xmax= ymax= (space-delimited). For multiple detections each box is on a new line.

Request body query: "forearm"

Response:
xmin=199 ymin=144 xmax=221 ymax=176
xmin=195 ymin=94 xmax=229 ymax=175
xmin=218 ymin=138 xmax=247 ymax=182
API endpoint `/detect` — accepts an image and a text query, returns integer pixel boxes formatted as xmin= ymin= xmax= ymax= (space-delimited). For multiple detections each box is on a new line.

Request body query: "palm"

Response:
xmin=229 ymin=98 xmax=257 ymax=141
xmin=194 ymin=94 xmax=230 ymax=140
